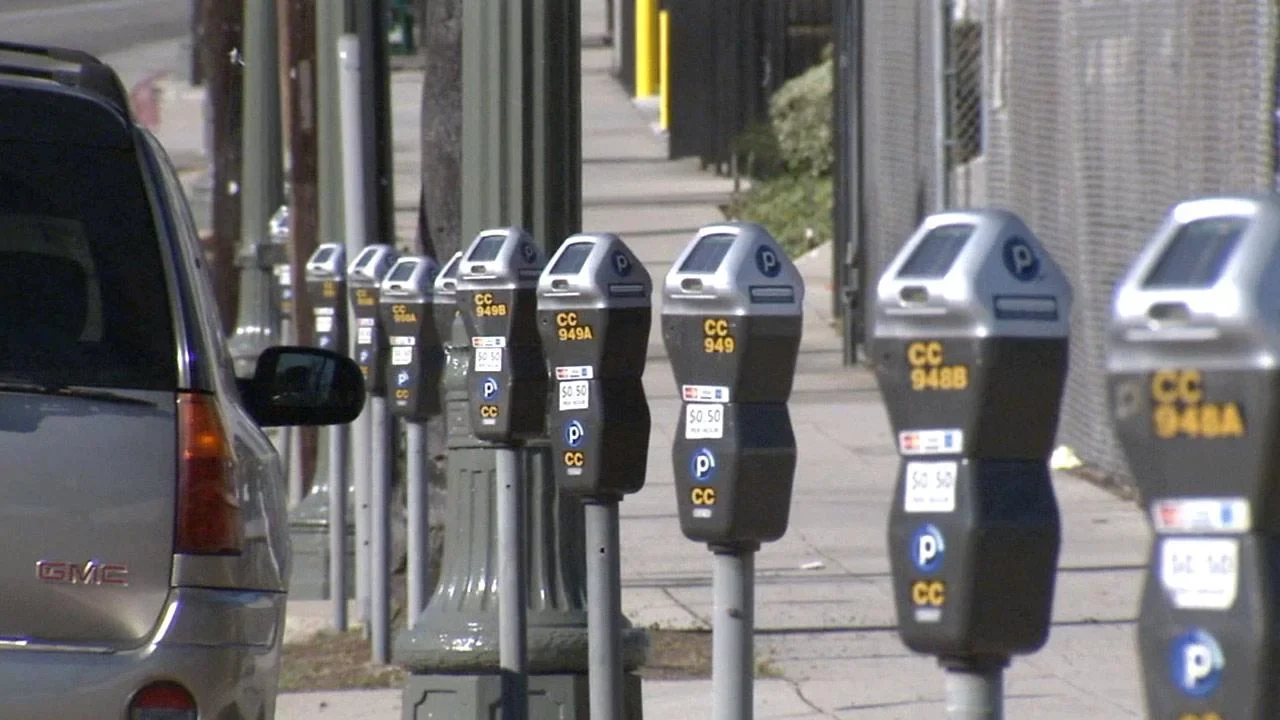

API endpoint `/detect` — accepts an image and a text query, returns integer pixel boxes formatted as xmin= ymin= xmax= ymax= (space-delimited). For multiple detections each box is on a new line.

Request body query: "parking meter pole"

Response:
xmin=329 ymin=423 xmax=350 ymax=631
xmin=496 ymin=446 xmax=530 ymax=720
xmin=405 ymin=420 xmax=427 ymax=629
xmin=228 ymin=0 xmax=284 ymax=376
xmin=712 ymin=547 xmax=755 ymax=720
xmin=585 ymin=500 xmax=623 ymax=720
xmin=944 ymin=660 xmax=1003 ymax=720
xmin=338 ymin=34 xmax=373 ymax=631
xmin=370 ymin=395 xmax=393 ymax=663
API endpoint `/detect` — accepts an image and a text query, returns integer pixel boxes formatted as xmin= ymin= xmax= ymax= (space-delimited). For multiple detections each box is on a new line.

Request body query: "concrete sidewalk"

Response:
xmin=117 ymin=2 xmax=1152 ymax=717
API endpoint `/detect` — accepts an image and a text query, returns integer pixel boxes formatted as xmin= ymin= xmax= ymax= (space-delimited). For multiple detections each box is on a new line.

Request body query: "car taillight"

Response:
xmin=129 ymin=682 xmax=197 ymax=720
xmin=175 ymin=392 xmax=241 ymax=554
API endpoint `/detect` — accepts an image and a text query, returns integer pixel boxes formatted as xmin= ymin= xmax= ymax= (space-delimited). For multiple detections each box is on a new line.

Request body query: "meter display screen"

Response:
xmin=679 ymin=234 xmax=735 ymax=273
xmin=896 ymin=224 xmax=974 ymax=279
xmin=388 ymin=261 xmax=417 ymax=283
xmin=312 ymin=247 xmax=335 ymax=265
xmin=549 ymin=242 xmax=594 ymax=275
xmin=1142 ymin=217 xmax=1249 ymax=289
xmin=442 ymin=254 xmax=460 ymax=279
xmin=467 ymin=235 xmax=506 ymax=262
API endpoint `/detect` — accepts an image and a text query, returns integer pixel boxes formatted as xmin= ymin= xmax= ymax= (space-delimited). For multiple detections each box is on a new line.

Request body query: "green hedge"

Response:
xmin=727 ymin=48 xmax=834 ymax=258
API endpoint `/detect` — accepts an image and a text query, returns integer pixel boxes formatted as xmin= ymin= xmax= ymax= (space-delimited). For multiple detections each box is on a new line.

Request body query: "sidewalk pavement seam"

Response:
xmin=788 ymin=680 xmax=840 ymax=720
xmin=660 ymin=585 xmax=711 ymax=630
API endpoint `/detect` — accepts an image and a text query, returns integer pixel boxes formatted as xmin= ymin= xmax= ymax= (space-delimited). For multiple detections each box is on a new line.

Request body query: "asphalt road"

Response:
xmin=0 ymin=0 xmax=189 ymax=57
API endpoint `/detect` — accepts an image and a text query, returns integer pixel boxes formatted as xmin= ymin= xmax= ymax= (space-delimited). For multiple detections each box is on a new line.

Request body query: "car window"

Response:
xmin=0 ymin=139 xmax=177 ymax=390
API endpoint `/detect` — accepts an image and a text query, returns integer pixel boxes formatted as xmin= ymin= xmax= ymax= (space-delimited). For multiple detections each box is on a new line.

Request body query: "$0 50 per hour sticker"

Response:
xmin=685 ymin=403 xmax=725 ymax=439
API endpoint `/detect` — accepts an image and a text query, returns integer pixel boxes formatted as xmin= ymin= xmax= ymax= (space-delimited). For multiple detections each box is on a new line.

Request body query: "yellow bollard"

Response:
xmin=659 ymin=10 xmax=671 ymax=129
xmin=634 ymin=0 xmax=659 ymax=97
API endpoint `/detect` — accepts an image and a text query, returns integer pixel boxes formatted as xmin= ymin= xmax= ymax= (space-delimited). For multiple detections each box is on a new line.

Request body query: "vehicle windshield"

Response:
xmin=0 ymin=139 xmax=176 ymax=390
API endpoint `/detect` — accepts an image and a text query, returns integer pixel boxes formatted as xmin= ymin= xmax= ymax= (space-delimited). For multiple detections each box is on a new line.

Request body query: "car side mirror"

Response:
xmin=244 ymin=346 xmax=365 ymax=427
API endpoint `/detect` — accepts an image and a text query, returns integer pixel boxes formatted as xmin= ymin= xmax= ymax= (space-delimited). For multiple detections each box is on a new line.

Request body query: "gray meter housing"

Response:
xmin=662 ymin=223 xmax=804 ymax=547
xmin=347 ymin=244 xmax=400 ymax=394
xmin=431 ymin=251 xmax=463 ymax=344
xmin=378 ymin=255 xmax=444 ymax=422
xmin=455 ymin=227 xmax=548 ymax=442
xmin=304 ymin=243 xmax=348 ymax=352
xmin=872 ymin=209 xmax=1071 ymax=660
xmin=1107 ymin=195 xmax=1280 ymax=719
xmin=537 ymin=233 xmax=652 ymax=499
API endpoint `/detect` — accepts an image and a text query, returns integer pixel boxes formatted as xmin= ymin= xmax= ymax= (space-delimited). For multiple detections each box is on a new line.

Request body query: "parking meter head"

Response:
xmin=871 ymin=209 xmax=1072 ymax=459
xmin=303 ymin=243 xmax=348 ymax=352
xmin=872 ymin=209 xmax=1070 ymax=660
xmin=661 ymin=222 xmax=805 ymax=404
xmin=536 ymin=233 xmax=653 ymax=498
xmin=1107 ymin=195 xmax=1280 ymax=532
xmin=456 ymin=227 xmax=548 ymax=442
xmin=346 ymin=244 xmax=400 ymax=393
xmin=378 ymin=255 xmax=444 ymax=421
xmin=662 ymin=223 xmax=804 ymax=547
xmin=431 ymin=251 xmax=463 ymax=345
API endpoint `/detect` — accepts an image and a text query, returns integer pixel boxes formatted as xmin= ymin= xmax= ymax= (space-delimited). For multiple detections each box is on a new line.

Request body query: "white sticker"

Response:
xmin=903 ymin=461 xmax=958 ymax=513
xmin=555 ymin=366 xmax=595 ymax=381
xmin=358 ymin=317 xmax=375 ymax=327
xmin=692 ymin=508 xmax=712 ymax=519
xmin=898 ymin=429 xmax=964 ymax=456
xmin=356 ymin=327 xmax=373 ymax=345
xmin=914 ymin=608 xmax=942 ymax=624
xmin=559 ymin=380 xmax=590 ymax=411
xmin=315 ymin=315 xmax=334 ymax=333
xmin=472 ymin=336 xmax=508 ymax=348
xmin=685 ymin=403 xmax=725 ymax=439
xmin=391 ymin=347 xmax=413 ymax=366
xmin=1160 ymin=537 xmax=1239 ymax=610
xmin=474 ymin=348 xmax=503 ymax=372
xmin=1152 ymin=498 xmax=1251 ymax=535
xmin=682 ymin=385 xmax=731 ymax=403
xmin=389 ymin=336 xmax=416 ymax=347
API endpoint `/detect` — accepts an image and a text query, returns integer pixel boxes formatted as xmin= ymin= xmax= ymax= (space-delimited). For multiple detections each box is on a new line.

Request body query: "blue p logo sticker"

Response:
xmin=481 ymin=376 xmax=500 ymax=400
xmin=612 ymin=251 xmax=632 ymax=277
xmin=564 ymin=420 xmax=585 ymax=448
xmin=690 ymin=448 xmax=717 ymax=483
xmin=1002 ymin=236 xmax=1040 ymax=282
xmin=755 ymin=245 xmax=781 ymax=278
xmin=910 ymin=525 xmax=945 ymax=573
xmin=1169 ymin=628 xmax=1224 ymax=697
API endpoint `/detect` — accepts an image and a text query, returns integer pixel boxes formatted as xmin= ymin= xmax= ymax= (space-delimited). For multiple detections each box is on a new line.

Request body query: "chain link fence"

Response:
xmin=858 ymin=0 xmax=1278 ymax=486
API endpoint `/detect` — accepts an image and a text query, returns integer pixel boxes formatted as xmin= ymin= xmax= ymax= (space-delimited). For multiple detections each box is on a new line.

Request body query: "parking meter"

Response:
xmin=304 ymin=243 xmax=348 ymax=352
xmin=347 ymin=244 xmax=400 ymax=393
xmin=431 ymin=252 xmax=463 ymax=346
xmin=662 ymin=223 xmax=804 ymax=548
xmin=455 ymin=227 xmax=548 ymax=442
xmin=378 ymin=255 xmax=444 ymax=421
xmin=536 ymin=233 xmax=652 ymax=498
xmin=1107 ymin=196 xmax=1280 ymax=719
xmin=871 ymin=209 xmax=1071 ymax=670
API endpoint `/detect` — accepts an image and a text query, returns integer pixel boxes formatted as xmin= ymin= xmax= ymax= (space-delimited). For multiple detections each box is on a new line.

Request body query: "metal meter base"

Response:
xmin=402 ymin=672 xmax=643 ymax=720
xmin=288 ymin=483 xmax=356 ymax=601
xmin=394 ymin=443 xmax=648 ymax=673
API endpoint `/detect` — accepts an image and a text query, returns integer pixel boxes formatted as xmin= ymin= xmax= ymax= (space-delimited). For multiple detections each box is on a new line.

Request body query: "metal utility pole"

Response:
xmin=227 ymin=0 xmax=285 ymax=377
xmin=197 ymin=0 xmax=244 ymax=334
xmin=284 ymin=0 xmax=320 ymax=493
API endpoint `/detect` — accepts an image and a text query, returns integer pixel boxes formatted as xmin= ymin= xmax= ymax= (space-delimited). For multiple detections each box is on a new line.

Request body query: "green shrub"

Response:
xmin=727 ymin=47 xmax=835 ymax=257
xmin=728 ymin=173 xmax=832 ymax=258
xmin=769 ymin=53 xmax=834 ymax=177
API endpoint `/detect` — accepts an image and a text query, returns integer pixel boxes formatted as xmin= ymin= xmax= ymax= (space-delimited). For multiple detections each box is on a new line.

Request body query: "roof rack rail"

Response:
xmin=0 ymin=41 xmax=131 ymax=119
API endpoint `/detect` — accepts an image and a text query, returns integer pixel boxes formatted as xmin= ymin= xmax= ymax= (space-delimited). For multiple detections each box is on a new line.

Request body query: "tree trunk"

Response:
xmin=417 ymin=0 xmax=463 ymax=591
xmin=199 ymin=0 xmax=244 ymax=334
xmin=284 ymin=0 xmax=320 ymax=491
xmin=415 ymin=0 xmax=462 ymax=260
